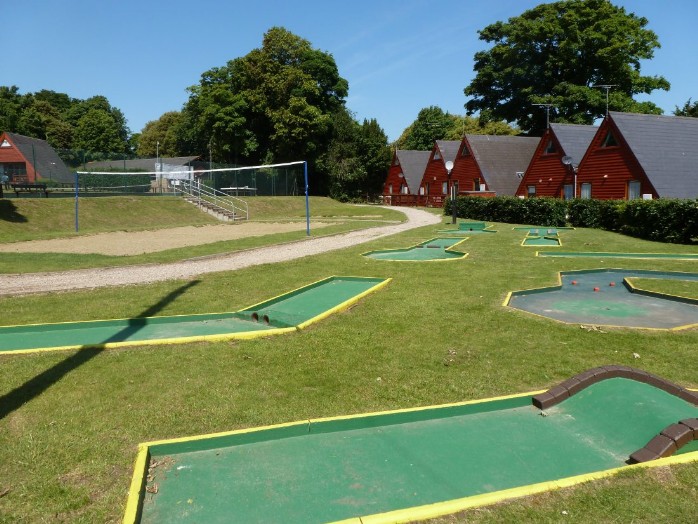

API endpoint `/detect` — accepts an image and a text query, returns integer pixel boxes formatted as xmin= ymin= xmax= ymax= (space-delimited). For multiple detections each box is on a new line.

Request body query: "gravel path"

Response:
xmin=0 ymin=207 xmax=440 ymax=296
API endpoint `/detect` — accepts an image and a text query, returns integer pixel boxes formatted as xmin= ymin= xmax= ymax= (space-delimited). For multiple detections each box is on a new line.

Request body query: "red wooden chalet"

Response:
xmin=456 ymin=135 xmax=539 ymax=197
xmin=0 ymin=132 xmax=72 ymax=185
xmin=516 ymin=124 xmax=597 ymax=199
xmin=576 ymin=112 xmax=698 ymax=200
xmin=419 ymin=140 xmax=462 ymax=207
xmin=383 ymin=149 xmax=430 ymax=206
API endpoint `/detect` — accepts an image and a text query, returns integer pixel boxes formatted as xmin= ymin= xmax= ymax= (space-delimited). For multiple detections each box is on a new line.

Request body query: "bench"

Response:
xmin=11 ymin=183 xmax=49 ymax=197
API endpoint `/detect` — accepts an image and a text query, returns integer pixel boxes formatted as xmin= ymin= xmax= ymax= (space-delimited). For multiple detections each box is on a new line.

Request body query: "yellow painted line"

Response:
xmin=536 ymin=251 xmax=698 ymax=260
xmin=1 ymin=276 xmax=389 ymax=356
xmin=123 ymin=444 xmax=150 ymax=524
xmin=505 ymin=268 xmax=698 ymax=331
xmin=125 ymin=383 xmax=698 ymax=523
xmin=350 ymin=450 xmax=698 ymax=524
xmin=362 ymin=237 xmax=469 ymax=261
xmin=296 ymin=277 xmax=391 ymax=330
xmin=0 ymin=327 xmax=296 ymax=356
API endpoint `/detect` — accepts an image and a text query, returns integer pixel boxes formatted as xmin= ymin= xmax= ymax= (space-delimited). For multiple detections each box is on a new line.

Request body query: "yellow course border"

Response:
xmin=503 ymin=268 xmax=698 ymax=331
xmin=535 ymin=250 xmax=698 ymax=260
xmin=361 ymin=237 xmax=469 ymax=262
xmin=2 ymin=276 xmax=391 ymax=356
xmin=123 ymin=386 xmax=698 ymax=524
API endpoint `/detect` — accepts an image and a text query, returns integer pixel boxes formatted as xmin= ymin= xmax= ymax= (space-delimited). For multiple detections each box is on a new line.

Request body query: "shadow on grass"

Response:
xmin=0 ymin=200 xmax=27 ymax=223
xmin=0 ymin=280 xmax=200 ymax=420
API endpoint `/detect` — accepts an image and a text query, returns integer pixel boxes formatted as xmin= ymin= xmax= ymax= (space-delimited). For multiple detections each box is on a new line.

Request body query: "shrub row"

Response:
xmin=446 ymin=196 xmax=698 ymax=244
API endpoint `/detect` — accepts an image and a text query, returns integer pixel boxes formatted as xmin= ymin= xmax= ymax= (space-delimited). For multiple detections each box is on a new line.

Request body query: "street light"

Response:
xmin=561 ymin=155 xmax=575 ymax=198
xmin=445 ymin=160 xmax=456 ymax=224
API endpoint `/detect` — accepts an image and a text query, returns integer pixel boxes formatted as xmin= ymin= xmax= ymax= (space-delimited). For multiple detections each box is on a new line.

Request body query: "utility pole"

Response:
xmin=592 ymin=84 xmax=617 ymax=116
xmin=532 ymin=103 xmax=556 ymax=129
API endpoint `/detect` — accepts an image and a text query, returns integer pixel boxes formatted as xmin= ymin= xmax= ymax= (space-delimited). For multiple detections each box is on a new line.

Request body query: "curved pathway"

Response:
xmin=0 ymin=207 xmax=441 ymax=296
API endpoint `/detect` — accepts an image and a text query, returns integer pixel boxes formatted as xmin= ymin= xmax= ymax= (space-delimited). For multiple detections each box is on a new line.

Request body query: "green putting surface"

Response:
xmin=132 ymin=378 xmax=698 ymax=524
xmin=507 ymin=269 xmax=698 ymax=329
xmin=363 ymin=238 xmax=467 ymax=261
xmin=0 ymin=276 xmax=389 ymax=354
xmin=538 ymin=251 xmax=698 ymax=260
xmin=522 ymin=235 xmax=561 ymax=246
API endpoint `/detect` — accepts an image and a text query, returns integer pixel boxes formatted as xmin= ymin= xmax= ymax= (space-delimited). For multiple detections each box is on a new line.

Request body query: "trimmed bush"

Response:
xmin=448 ymin=196 xmax=698 ymax=244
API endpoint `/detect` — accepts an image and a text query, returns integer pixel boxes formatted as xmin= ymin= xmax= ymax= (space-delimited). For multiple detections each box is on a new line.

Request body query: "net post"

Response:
xmin=304 ymin=161 xmax=310 ymax=236
xmin=74 ymin=171 xmax=79 ymax=232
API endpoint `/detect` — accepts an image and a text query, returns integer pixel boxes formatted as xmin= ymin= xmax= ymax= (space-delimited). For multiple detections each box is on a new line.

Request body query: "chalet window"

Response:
xmin=388 ymin=184 xmax=393 ymax=195
xmin=473 ymin=178 xmax=481 ymax=191
xmin=527 ymin=185 xmax=536 ymax=198
xmin=442 ymin=181 xmax=448 ymax=195
xmin=434 ymin=150 xmax=441 ymax=160
xmin=628 ymin=180 xmax=641 ymax=200
xmin=461 ymin=144 xmax=470 ymax=156
xmin=601 ymin=131 xmax=618 ymax=147
xmin=581 ymin=182 xmax=592 ymax=199
xmin=563 ymin=184 xmax=574 ymax=200
xmin=545 ymin=139 xmax=556 ymax=154
xmin=426 ymin=182 xmax=430 ymax=195
xmin=419 ymin=186 xmax=425 ymax=195
xmin=400 ymin=184 xmax=408 ymax=194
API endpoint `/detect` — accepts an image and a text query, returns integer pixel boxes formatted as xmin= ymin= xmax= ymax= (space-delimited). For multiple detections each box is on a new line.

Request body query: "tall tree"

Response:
xmin=179 ymin=26 xmax=348 ymax=191
xmin=395 ymin=107 xmax=518 ymax=150
xmin=320 ymin=109 xmax=390 ymax=200
xmin=464 ymin=0 xmax=669 ymax=134
xmin=0 ymin=86 xmax=25 ymax=132
xmin=674 ymin=99 xmax=698 ymax=117
xmin=137 ymin=111 xmax=184 ymax=157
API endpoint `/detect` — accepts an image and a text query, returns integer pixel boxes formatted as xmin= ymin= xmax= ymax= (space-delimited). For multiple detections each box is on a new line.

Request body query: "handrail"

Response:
xmin=177 ymin=180 xmax=248 ymax=221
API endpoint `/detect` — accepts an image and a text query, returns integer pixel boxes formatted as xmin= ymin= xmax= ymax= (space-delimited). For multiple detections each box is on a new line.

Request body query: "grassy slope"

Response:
xmin=0 ymin=210 xmax=697 ymax=522
xmin=0 ymin=196 xmax=404 ymax=272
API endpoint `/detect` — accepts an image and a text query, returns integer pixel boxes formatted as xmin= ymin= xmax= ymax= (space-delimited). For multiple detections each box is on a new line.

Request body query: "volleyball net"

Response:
xmin=76 ymin=160 xmax=307 ymax=197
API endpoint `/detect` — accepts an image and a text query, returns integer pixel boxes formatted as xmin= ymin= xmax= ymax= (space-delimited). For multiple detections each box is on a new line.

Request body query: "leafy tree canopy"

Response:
xmin=674 ymin=99 xmax=698 ymax=117
xmin=464 ymin=0 xmax=670 ymax=134
xmin=395 ymin=106 xmax=518 ymax=150
xmin=0 ymin=87 xmax=131 ymax=154
xmin=179 ymin=26 xmax=348 ymax=178
xmin=137 ymin=111 xmax=184 ymax=157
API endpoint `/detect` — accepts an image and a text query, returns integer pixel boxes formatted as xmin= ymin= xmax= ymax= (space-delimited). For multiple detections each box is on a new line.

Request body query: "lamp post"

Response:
xmin=561 ymin=156 xmax=575 ymax=198
xmin=445 ymin=160 xmax=456 ymax=224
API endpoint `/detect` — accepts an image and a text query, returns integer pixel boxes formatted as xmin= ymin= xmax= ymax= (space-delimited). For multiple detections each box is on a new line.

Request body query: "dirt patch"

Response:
xmin=0 ymin=221 xmax=335 ymax=256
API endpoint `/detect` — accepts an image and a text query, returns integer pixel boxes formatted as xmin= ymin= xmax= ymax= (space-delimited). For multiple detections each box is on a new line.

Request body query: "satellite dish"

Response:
xmin=445 ymin=160 xmax=454 ymax=172
xmin=561 ymin=156 xmax=573 ymax=165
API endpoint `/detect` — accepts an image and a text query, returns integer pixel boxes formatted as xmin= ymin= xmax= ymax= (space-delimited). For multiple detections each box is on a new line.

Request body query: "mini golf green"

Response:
xmin=0 ymin=276 xmax=390 ymax=355
xmin=506 ymin=269 xmax=698 ymax=329
xmin=125 ymin=367 xmax=698 ymax=524
xmin=362 ymin=237 xmax=468 ymax=261
xmin=537 ymin=251 xmax=698 ymax=260
xmin=437 ymin=221 xmax=497 ymax=235
xmin=521 ymin=235 xmax=561 ymax=247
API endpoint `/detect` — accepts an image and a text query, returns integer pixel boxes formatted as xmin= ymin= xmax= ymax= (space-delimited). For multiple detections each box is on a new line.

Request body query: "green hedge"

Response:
xmin=447 ymin=196 xmax=698 ymax=244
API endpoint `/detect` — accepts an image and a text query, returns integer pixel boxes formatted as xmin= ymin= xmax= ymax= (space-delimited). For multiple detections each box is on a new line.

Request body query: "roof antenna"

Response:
xmin=532 ymin=103 xmax=555 ymax=129
xmin=592 ymin=84 xmax=617 ymax=116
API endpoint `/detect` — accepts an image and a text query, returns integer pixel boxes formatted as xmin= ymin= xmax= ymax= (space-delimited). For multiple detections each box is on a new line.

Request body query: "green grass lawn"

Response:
xmin=0 ymin=196 xmax=404 ymax=273
xmin=0 ymin=203 xmax=697 ymax=523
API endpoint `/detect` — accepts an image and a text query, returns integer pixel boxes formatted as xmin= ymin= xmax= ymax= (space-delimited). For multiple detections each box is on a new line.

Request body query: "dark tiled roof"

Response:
xmin=3 ymin=132 xmax=73 ymax=183
xmin=84 ymin=156 xmax=199 ymax=172
xmin=466 ymin=135 xmax=539 ymax=195
xmin=549 ymin=124 xmax=597 ymax=168
xmin=609 ymin=111 xmax=698 ymax=198
xmin=395 ymin=150 xmax=430 ymax=193
xmin=435 ymin=140 xmax=461 ymax=165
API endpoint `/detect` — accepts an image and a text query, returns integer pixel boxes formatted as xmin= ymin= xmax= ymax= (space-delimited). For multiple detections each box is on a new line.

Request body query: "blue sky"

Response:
xmin=3 ymin=1 xmax=696 ymax=142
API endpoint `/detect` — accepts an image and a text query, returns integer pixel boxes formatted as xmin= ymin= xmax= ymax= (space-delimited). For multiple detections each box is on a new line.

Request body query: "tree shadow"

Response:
xmin=0 ymin=200 xmax=27 ymax=223
xmin=0 ymin=280 xmax=201 ymax=420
